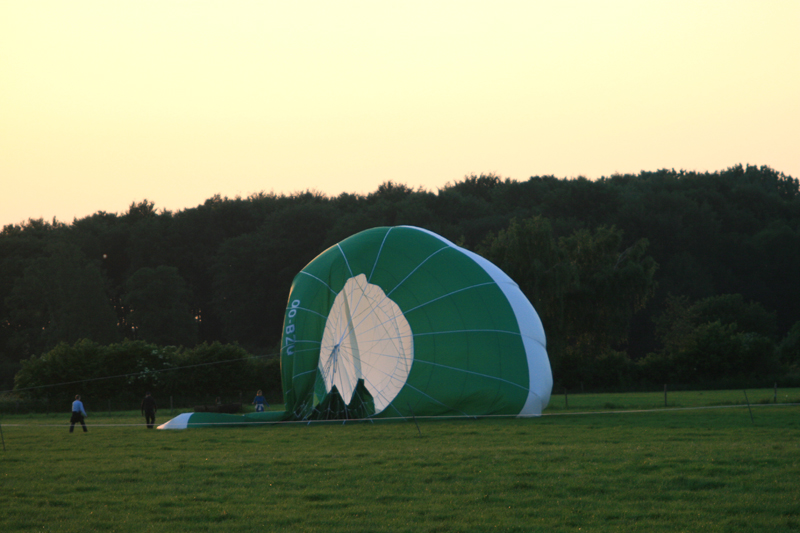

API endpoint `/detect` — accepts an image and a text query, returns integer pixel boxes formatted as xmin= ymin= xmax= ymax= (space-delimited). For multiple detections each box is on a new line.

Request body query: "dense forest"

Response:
xmin=3 ymin=164 xmax=800 ymax=403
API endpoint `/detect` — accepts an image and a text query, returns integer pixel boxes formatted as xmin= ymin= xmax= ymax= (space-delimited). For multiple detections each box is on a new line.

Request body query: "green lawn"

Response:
xmin=1 ymin=390 xmax=799 ymax=532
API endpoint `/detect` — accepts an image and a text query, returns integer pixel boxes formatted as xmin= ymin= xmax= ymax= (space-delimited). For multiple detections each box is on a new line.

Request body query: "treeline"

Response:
xmin=2 ymin=164 xmax=800 ymax=399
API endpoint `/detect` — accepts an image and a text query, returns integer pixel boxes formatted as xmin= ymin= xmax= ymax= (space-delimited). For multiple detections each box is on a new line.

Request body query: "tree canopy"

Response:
xmin=2 ymin=164 xmax=799 ymax=393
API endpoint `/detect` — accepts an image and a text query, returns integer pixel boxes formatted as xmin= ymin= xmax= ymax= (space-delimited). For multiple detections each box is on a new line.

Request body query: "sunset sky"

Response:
xmin=2 ymin=1 xmax=798 ymax=228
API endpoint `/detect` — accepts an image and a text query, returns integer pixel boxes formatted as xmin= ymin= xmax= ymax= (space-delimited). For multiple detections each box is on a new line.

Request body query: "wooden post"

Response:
xmin=108 ymin=399 xmax=111 ymax=416
xmin=774 ymin=382 xmax=778 ymax=403
xmin=170 ymin=396 xmax=174 ymax=415
xmin=564 ymin=388 xmax=568 ymax=409
xmin=664 ymin=384 xmax=667 ymax=407
xmin=743 ymin=390 xmax=754 ymax=424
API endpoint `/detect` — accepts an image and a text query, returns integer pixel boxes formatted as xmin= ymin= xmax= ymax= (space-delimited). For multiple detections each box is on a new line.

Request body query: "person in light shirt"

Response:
xmin=69 ymin=394 xmax=88 ymax=433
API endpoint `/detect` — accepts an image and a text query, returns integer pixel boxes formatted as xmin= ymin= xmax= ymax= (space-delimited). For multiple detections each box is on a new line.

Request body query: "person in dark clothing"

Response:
xmin=141 ymin=392 xmax=157 ymax=429
xmin=70 ymin=394 xmax=88 ymax=433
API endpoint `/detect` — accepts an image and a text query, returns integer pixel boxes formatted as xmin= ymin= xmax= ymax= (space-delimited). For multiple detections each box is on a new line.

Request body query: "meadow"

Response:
xmin=1 ymin=389 xmax=799 ymax=532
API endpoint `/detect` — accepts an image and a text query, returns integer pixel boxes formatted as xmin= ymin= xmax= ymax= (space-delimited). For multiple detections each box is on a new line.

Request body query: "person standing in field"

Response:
xmin=141 ymin=392 xmax=157 ymax=429
xmin=69 ymin=395 xmax=88 ymax=433
xmin=252 ymin=390 xmax=268 ymax=412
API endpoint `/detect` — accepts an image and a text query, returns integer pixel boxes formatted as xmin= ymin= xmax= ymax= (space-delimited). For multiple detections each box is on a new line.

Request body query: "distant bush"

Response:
xmin=13 ymin=340 xmax=281 ymax=407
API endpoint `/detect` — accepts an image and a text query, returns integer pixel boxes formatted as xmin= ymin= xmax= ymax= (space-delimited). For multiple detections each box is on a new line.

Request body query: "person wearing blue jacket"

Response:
xmin=69 ymin=395 xmax=87 ymax=433
xmin=252 ymin=390 xmax=268 ymax=412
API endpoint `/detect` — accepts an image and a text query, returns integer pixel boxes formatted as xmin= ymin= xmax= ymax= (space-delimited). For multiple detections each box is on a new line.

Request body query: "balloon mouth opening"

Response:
xmin=309 ymin=380 xmax=377 ymax=420
xmin=318 ymin=274 xmax=414 ymax=415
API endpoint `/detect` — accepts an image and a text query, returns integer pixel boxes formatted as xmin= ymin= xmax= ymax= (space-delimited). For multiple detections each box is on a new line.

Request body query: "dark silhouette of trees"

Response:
xmin=479 ymin=217 xmax=657 ymax=389
xmin=6 ymin=240 xmax=119 ymax=356
xmin=2 ymin=164 xmax=799 ymax=394
xmin=641 ymin=294 xmax=780 ymax=385
xmin=122 ymin=266 xmax=197 ymax=347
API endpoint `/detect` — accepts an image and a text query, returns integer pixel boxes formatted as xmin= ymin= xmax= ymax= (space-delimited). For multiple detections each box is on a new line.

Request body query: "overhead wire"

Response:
xmin=1 ymin=350 xmax=281 ymax=395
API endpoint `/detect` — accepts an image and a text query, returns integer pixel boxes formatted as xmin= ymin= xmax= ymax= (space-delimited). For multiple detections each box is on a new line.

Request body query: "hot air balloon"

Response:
xmin=159 ymin=226 xmax=551 ymax=429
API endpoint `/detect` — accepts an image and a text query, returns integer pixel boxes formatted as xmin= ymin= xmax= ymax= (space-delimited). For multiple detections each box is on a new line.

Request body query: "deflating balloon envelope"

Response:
xmin=158 ymin=225 xmax=551 ymax=429
xmin=282 ymin=225 xmax=552 ymax=420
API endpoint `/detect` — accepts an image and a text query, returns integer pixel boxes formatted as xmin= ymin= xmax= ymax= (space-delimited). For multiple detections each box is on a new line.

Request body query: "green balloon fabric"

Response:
xmin=158 ymin=226 xmax=551 ymax=429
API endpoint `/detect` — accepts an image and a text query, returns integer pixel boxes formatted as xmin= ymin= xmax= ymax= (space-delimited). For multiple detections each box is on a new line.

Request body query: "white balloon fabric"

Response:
xmin=318 ymin=273 xmax=414 ymax=413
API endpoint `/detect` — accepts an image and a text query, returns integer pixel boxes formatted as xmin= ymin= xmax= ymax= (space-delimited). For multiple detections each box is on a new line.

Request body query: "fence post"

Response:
xmin=664 ymin=384 xmax=667 ymax=407
xmin=774 ymin=382 xmax=778 ymax=403
xmin=170 ymin=396 xmax=173 ymax=415
xmin=743 ymin=390 xmax=754 ymax=424
xmin=564 ymin=388 xmax=568 ymax=409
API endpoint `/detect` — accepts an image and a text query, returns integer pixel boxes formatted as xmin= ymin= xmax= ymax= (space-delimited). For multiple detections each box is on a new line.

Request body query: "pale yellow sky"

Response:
xmin=1 ymin=1 xmax=798 ymax=228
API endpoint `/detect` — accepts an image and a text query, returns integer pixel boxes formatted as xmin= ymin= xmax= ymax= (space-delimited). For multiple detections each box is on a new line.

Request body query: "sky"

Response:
xmin=2 ymin=1 xmax=798 ymax=228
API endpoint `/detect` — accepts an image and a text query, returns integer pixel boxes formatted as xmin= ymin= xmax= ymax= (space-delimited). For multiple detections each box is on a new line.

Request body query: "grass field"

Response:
xmin=1 ymin=389 xmax=799 ymax=532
